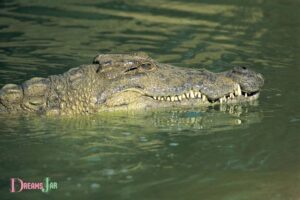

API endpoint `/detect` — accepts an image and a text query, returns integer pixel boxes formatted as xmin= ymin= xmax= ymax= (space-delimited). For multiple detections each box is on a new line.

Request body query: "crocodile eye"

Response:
xmin=140 ymin=62 xmax=153 ymax=70
xmin=124 ymin=66 xmax=138 ymax=73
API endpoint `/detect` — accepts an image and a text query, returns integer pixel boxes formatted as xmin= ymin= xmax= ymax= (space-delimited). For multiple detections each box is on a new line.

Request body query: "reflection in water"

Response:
xmin=0 ymin=105 xmax=266 ymax=197
xmin=0 ymin=0 xmax=299 ymax=199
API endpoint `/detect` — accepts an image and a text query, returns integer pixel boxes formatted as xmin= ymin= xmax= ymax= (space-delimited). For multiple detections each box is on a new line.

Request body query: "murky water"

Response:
xmin=0 ymin=0 xmax=299 ymax=199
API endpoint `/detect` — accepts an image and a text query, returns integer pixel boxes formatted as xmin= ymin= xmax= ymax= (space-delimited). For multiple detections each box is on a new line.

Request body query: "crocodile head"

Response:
xmin=0 ymin=53 xmax=264 ymax=115
xmin=92 ymin=53 xmax=264 ymax=112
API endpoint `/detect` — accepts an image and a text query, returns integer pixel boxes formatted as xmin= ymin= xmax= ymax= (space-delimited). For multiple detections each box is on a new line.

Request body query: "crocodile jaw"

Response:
xmin=98 ymin=84 xmax=260 ymax=111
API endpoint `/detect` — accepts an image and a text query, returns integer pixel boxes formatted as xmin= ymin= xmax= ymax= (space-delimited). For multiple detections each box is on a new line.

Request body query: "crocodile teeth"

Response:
xmin=195 ymin=91 xmax=201 ymax=98
xmin=219 ymin=96 xmax=226 ymax=104
xmin=235 ymin=84 xmax=242 ymax=96
xmin=190 ymin=90 xmax=195 ymax=98
xmin=238 ymin=85 xmax=242 ymax=96
xmin=151 ymin=86 xmax=255 ymax=105
xmin=152 ymin=90 xmax=209 ymax=102
xmin=234 ymin=88 xmax=238 ymax=96
xmin=199 ymin=92 xmax=202 ymax=98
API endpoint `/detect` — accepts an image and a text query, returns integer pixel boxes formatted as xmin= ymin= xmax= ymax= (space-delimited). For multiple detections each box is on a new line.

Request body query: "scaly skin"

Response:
xmin=0 ymin=53 xmax=264 ymax=115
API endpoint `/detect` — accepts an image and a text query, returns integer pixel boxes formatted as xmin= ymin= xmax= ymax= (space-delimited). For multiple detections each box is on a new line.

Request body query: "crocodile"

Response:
xmin=0 ymin=53 xmax=264 ymax=115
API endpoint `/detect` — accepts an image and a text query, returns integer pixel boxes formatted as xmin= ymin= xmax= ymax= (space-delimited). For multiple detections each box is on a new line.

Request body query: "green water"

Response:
xmin=0 ymin=0 xmax=299 ymax=199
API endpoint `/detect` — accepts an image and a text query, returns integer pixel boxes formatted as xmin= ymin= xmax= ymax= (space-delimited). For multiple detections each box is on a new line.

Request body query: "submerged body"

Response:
xmin=0 ymin=53 xmax=264 ymax=115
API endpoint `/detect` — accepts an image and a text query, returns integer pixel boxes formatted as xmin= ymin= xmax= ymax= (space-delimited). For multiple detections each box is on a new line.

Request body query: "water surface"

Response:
xmin=0 ymin=0 xmax=299 ymax=199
